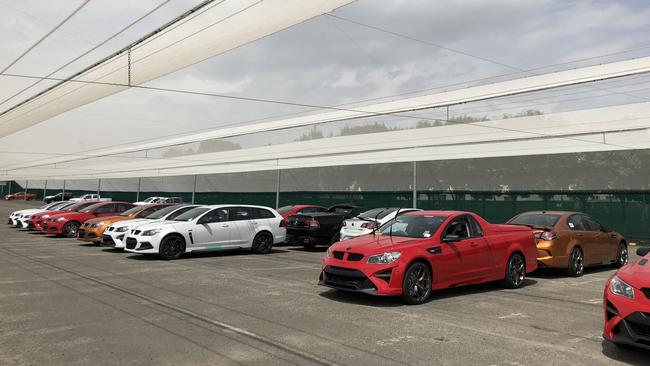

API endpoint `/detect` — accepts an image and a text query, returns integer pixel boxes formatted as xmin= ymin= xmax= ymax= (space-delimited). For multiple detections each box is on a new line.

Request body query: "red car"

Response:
xmin=30 ymin=201 xmax=97 ymax=231
xmin=319 ymin=211 xmax=538 ymax=304
xmin=603 ymin=246 xmax=650 ymax=350
xmin=276 ymin=205 xmax=327 ymax=219
xmin=41 ymin=202 xmax=135 ymax=238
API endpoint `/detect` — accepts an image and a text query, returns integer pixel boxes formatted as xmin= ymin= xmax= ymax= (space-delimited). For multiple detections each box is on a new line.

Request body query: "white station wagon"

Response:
xmin=123 ymin=205 xmax=287 ymax=260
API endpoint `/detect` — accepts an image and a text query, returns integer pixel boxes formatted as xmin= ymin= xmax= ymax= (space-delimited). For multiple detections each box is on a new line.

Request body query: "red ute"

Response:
xmin=40 ymin=202 xmax=135 ymax=238
xmin=276 ymin=205 xmax=326 ymax=219
xmin=319 ymin=210 xmax=538 ymax=304
xmin=30 ymin=201 xmax=98 ymax=231
xmin=603 ymin=246 xmax=650 ymax=350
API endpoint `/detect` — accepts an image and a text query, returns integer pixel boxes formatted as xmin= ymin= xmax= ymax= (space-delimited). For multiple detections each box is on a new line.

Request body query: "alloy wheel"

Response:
xmin=405 ymin=265 xmax=431 ymax=303
xmin=508 ymin=255 xmax=526 ymax=287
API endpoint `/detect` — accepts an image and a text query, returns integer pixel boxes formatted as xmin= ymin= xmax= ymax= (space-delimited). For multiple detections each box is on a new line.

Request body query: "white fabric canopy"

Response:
xmin=6 ymin=101 xmax=650 ymax=180
xmin=0 ymin=0 xmax=353 ymax=137
xmin=10 ymin=55 xmax=650 ymax=172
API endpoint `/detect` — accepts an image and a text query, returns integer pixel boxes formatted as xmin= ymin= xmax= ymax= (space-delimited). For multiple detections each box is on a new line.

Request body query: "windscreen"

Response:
xmin=173 ymin=207 xmax=210 ymax=221
xmin=358 ymin=208 xmax=398 ymax=220
xmin=276 ymin=206 xmax=295 ymax=214
xmin=79 ymin=203 xmax=103 ymax=213
xmin=120 ymin=206 xmax=144 ymax=216
xmin=509 ymin=214 xmax=561 ymax=228
xmin=70 ymin=201 xmax=97 ymax=212
xmin=146 ymin=205 xmax=181 ymax=219
xmin=378 ymin=216 xmax=446 ymax=238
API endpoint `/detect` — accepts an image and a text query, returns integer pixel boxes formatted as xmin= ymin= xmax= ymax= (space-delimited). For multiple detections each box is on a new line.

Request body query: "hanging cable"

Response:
xmin=0 ymin=0 xmax=92 ymax=75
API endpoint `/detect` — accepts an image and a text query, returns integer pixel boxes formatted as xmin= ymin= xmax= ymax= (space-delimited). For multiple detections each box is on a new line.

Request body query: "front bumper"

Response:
xmin=77 ymin=224 xmax=105 ymax=243
xmin=41 ymin=221 xmax=65 ymax=234
xmin=603 ymin=281 xmax=650 ymax=350
xmin=102 ymin=231 xmax=129 ymax=248
xmin=123 ymin=234 xmax=158 ymax=253
xmin=318 ymin=255 xmax=405 ymax=296
xmin=286 ymin=228 xmax=330 ymax=246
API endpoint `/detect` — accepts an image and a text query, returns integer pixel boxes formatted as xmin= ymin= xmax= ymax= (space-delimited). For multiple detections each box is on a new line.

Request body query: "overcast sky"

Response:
xmin=1 ymin=0 xmax=650 ymax=169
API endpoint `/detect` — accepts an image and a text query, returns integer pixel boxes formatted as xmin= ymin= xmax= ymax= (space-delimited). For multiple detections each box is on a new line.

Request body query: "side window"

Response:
xmin=255 ymin=208 xmax=275 ymax=219
xmin=466 ymin=215 xmax=484 ymax=237
xmin=200 ymin=208 xmax=229 ymax=224
xmin=118 ymin=203 xmax=133 ymax=212
xmin=567 ymin=215 xmax=586 ymax=231
xmin=231 ymin=207 xmax=254 ymax=221
xmin=94 ymin=204 xmax=114 ymax=214
xmin=443 ymin=217 xmax=471 ymax=240
xmin=139 ymin=207 xmax=160 ymax=217
xmin=582 ymin=215 xmax=602 ymax=232
xmin=167 ymin=206 xmax=195 ymax=220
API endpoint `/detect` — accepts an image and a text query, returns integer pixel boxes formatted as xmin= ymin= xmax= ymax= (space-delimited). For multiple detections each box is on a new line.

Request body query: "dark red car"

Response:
xmin=276 ymin=205 xmax=326 ymax=219
xmin=603 ymin=246 xmax=650 ymax=350
xmin=30 ymin=201 xmax=97 ymax=231
xmin=40 ymin=202 xmax=135 ymax=238
xmin=319 ymin=210 xmax=537 ymax=304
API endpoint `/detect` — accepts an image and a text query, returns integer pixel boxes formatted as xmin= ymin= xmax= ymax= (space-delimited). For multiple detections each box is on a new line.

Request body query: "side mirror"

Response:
xmin=637 ymin=247 xmax=650 ymax=257
xmin=197 ymin=217 xmax=207 ymax=225
xmin=442 ymin=234 xmax=461 ymax=243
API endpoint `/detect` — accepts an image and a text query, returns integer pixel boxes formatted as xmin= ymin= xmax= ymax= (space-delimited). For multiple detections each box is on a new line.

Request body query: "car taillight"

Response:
xmin=279 ymin=219 xmax=287 ymax=227
xmin=536 ymin=231 xmax=558 ymax=241
xmin=307 ymin=219 xmax=320 ymax=229
xmin=361 ymin=222 xmax=378 ymax=229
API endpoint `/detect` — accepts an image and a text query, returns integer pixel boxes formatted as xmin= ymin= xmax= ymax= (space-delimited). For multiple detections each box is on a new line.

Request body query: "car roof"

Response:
xmin=516 ymin=211 xmax=581 ymax=216
xmin=199 ymin=204 xmax=274 ymax=209
xmin=403 ymin=210 xmax=472 ymax=217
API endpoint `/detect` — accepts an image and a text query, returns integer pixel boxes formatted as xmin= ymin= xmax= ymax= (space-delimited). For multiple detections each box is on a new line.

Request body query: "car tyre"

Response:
xmin=612 ymin=243 xmax=628 ymax=268
xmin=251 ymin=232 xmax=273 ymax=254
xmin=503 ymin=253 xmax=526 ymax=289
xmin=401 ymin=262 xmax=432 ymax=305
xmin=567 ymin=247 xmax=584 ymax=277
xmin=159 ymin=235 xmax=185 ymax=260
xmin=63 ymin=221 xmax=80 ymax=238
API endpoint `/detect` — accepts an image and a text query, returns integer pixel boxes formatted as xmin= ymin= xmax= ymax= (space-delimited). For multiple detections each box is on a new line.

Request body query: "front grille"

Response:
xmin=102 ymin=235 xmax=115 ymax=246
xmin=347 ymin=253 xmax=364 ymax=261
xmin=642 ymin=288 xmax=650 ymax=300
xmin=78 ymin=229 xmax=86 ymax=238
xmin=42 ymin=224 xmax=48 ymax=230
xmin=322 ymin=266 xmax=375 ymax=291
xmin=132 ymin=230 xmax=141 ymax=235
xmin=333 ymin=251 xmax=344 ymax=259
xmin=626 ymin=312 xmax=650 ymax=337
xmin=107 ymin=227 xmax=114 ymax=232
xmin=125 ymin=237 xmax=137 ymax=250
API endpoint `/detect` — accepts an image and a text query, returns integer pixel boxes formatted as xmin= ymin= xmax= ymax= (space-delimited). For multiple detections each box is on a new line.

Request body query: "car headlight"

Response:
xmin=90 ymin=223 xmax=103 ymax=228
xmin=55 ymin=217 xmax=66 ymax=222
xmin=325 ymin=247 xmax=332 ymax=258
xmin=367 ymin=252 xmax=401 ymax=264
xmin=610 ymin=275 xmax=635 ymax=299
xmin=42 ymin=215 xmax=50 ymax=219
xmin=141 ymin=228 xmax=161 ymax=236
xmin=116 ymin=226 xmax=130 ymax=232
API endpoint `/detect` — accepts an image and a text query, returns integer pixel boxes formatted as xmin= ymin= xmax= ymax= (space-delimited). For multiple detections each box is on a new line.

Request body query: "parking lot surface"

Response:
xmin=0 ymin=201 xmax=647 ymax=366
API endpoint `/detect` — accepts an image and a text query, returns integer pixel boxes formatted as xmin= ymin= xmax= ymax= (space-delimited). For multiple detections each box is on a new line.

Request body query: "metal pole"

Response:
xmin=24 ymin=180 xmax=29 ymax=200
xmin=44 ymin=180 xmax=48 ymax=200
xmin=446 ymin=105 xmax=450 ymax=122
xmin=8 ymin=180 xmax=11 ymax=195
xmin=191 ymin=175 xmax=197 ymax=204
xmin=97 ymin=179 xmax=101 ymax=196
xmin=275 ymin=167 xmax=281 ymax=209
xmin=62 ymin=180 xmax=66 ymax=198
xmin=136 ymin=177 xmax=141 ymax=202
xmin=412 ymin=161 xmax=417 ymax=209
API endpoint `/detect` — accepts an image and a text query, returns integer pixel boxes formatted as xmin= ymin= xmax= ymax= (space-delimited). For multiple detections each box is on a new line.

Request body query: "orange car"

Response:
xmin=507 ymin=211 xmax=628 ymax=276
xmin=78 ymin=204 xmax=173 ymax=244
xmin=5 ymin=192 xmax=38 ymax=200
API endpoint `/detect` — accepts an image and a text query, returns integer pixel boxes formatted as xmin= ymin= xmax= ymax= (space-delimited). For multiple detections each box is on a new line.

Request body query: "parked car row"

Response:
xmin=6 ymin=201 xmax=649 ymax=350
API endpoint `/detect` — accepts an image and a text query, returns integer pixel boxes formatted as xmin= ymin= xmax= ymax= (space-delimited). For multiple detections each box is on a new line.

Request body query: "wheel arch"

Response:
xmin=160 ymin=232 xmax=187 ymax=251
xmin=404 ymin=256 xmax=433 ymax=282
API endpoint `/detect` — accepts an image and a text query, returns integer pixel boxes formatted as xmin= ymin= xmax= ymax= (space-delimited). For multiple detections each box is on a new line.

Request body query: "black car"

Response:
xmin=43 ymin=192 xmax=73 ymax=203
xmin=285 ymin=204 xmax=368 ymax=249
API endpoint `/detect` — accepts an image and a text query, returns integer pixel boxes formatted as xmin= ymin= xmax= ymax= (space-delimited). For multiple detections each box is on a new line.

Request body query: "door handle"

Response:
xmin=251 ymin=221 xmax=258 ymax=224
xmin=222 ymin=224 xmax=230 ymax=227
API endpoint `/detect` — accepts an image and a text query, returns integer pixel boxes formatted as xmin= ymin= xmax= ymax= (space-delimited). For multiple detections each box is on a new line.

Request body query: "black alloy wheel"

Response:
xmin=252 ymin=232 xmax=273 ymax=254
xmin=567 ymin=247 xmax=584 ymax=277
xmin=159 ymin=235 xmax=185 ymax=260
xmin=613 ymin=243 xmax=629 ymax=268
xmin=503 ymin=253 xmax=526 ymax=289
xmin=63 ymin=222 xmax=80 ymax=238
xmin=401 ymin=262 xmax=432 ymax=305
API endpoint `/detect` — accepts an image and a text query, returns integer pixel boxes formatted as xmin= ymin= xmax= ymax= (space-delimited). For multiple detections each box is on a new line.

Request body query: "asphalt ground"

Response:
xmin=0 ymin=200 xmax=647 ymax=366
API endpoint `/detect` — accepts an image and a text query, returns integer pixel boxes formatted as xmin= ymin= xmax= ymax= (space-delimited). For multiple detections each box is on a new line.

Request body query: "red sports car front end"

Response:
xmin=603 ymin=248 xmax=650 ymax=350
xmin=319 ymin=236 xmax=414 ymax=296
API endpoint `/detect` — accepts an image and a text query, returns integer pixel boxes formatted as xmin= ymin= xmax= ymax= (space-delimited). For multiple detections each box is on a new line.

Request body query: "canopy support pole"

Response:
xmin=412 ymin=161 xmax=417 ymax=209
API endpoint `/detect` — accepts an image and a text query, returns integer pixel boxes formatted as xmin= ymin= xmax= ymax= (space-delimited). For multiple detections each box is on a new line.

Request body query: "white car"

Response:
xmin=339 ymin=207 xmax=422 ymax=240
xmin=124 ymin=205 xmax=286 ymax=260
xmin=103 ymin=204 xmax=201 ymax=249
xmin=133 ymin=197 xmax=164 ymax=206
xmin=70 ymin=194 xmax=112 ymax=202
xmin=8 ymin=201 xmax=71 ymax=228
